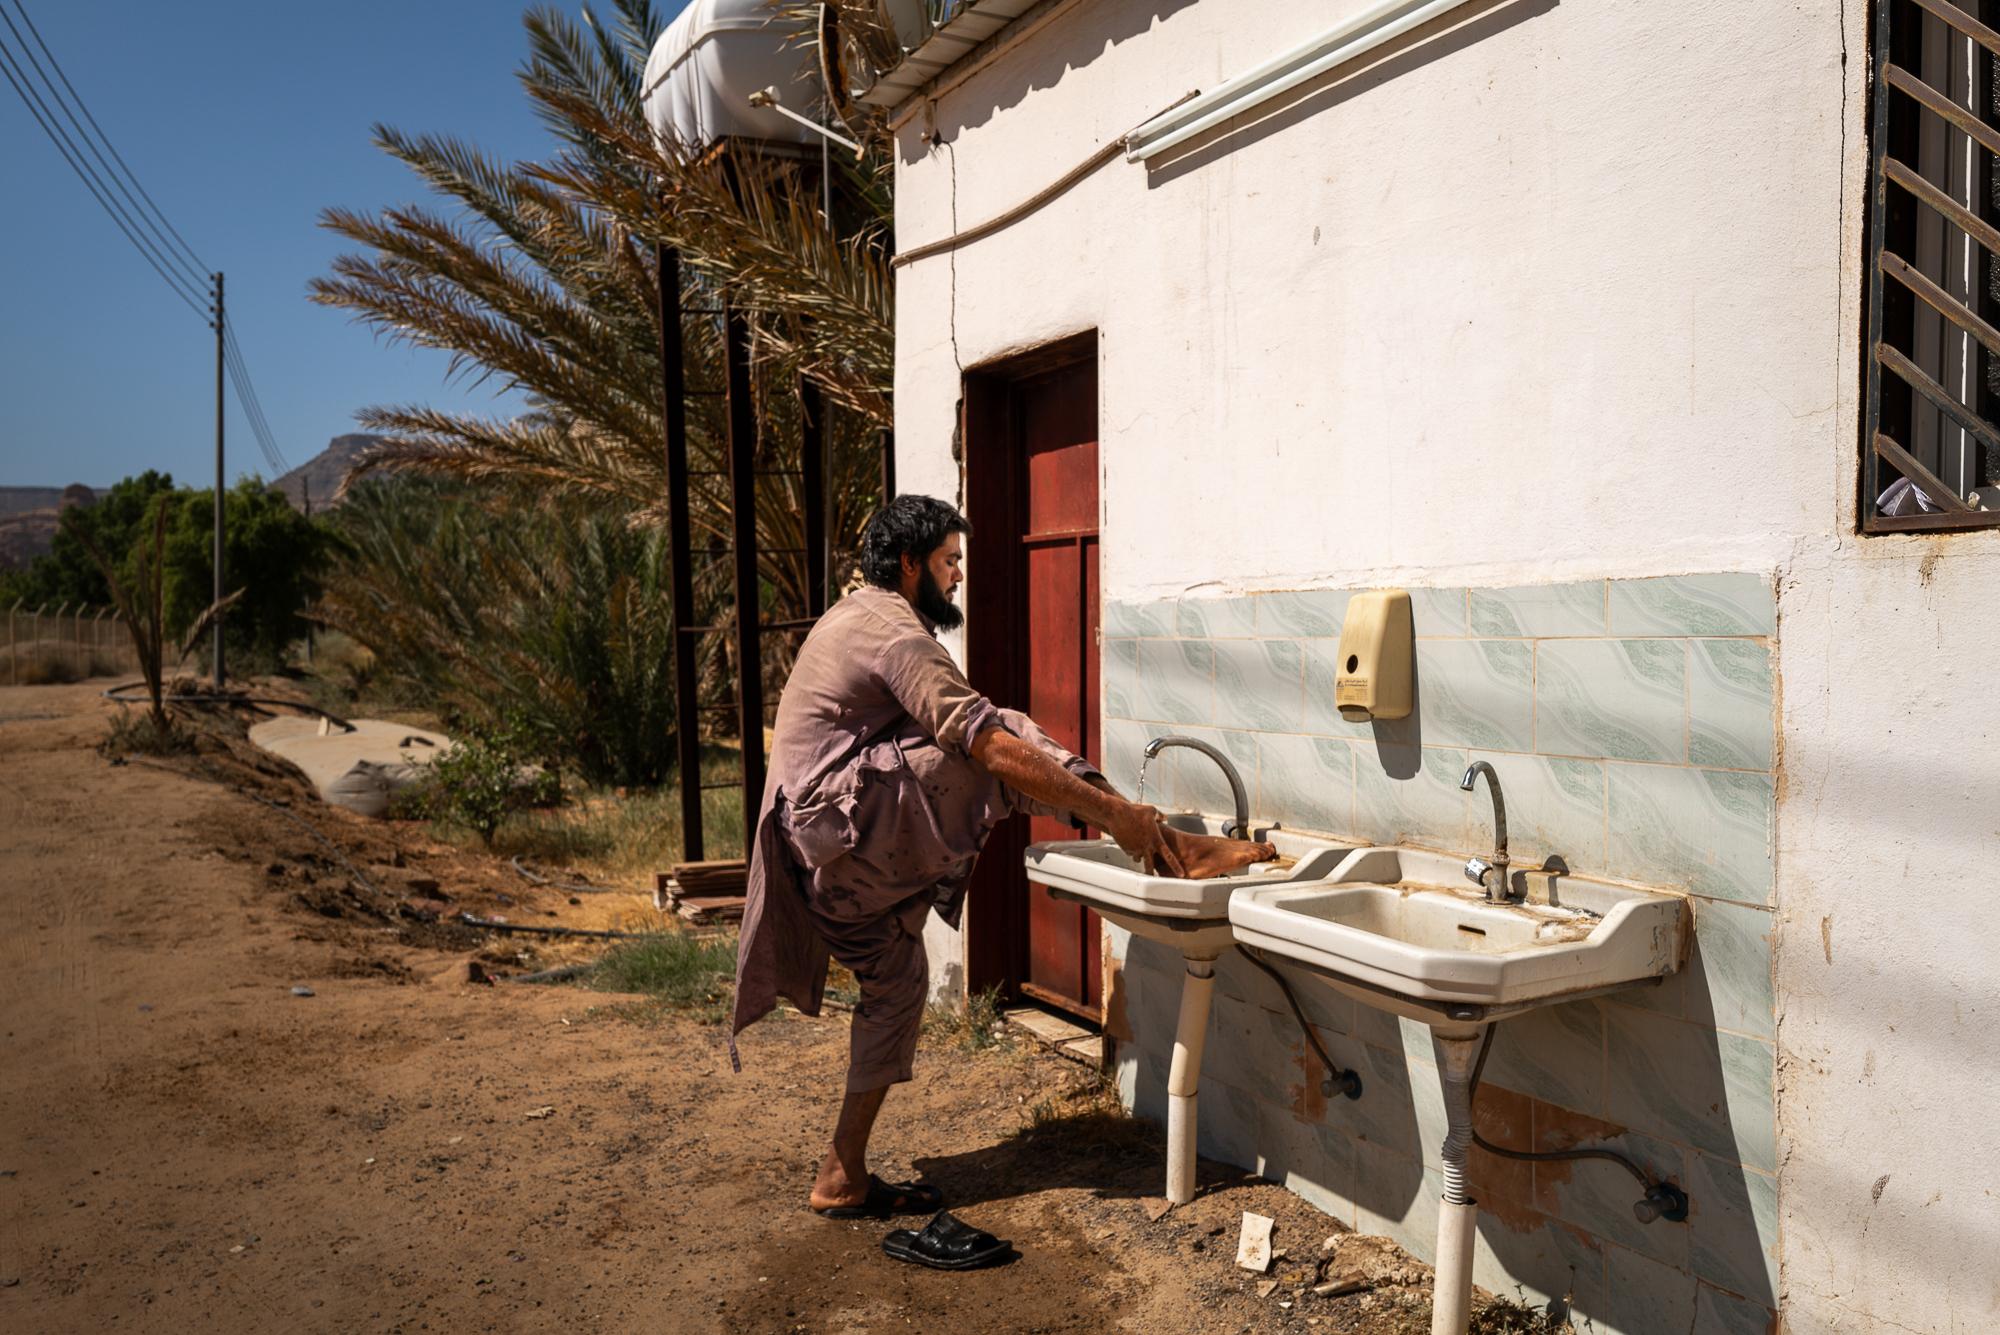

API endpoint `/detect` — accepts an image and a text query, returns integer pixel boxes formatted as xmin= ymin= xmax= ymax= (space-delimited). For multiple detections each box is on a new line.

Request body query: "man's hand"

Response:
xmin=1103 ymin=801 xmax=1185 ymax=877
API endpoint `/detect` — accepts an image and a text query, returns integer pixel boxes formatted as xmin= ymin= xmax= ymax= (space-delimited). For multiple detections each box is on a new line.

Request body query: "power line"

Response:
xmin=0 ymin=0 xmax=207 ymax=292
xmin=0 ymin=2 xmax=293 ymax=479
xmin=1 ymin=0 xmax=209 ymax=280
xmin=0 ymin=32 xmax=208 ymax=317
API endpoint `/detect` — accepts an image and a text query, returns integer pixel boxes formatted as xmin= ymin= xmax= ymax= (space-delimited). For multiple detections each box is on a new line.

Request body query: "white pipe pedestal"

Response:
xmin=1164 ymin=952 xmax=1220 ymax=1204
xmin=1430 ymin=1030 xmax=1486 ymax=1335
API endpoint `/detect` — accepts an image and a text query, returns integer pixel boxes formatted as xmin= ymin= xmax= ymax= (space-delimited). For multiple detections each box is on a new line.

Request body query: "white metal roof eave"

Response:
xmin=856 ymin=0 xmax=1041 ymax=109
xmin=1123 ymin=0 xmax=1475 ymax=162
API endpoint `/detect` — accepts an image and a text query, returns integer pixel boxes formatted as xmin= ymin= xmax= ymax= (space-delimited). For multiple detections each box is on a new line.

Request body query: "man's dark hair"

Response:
xmin=859 ymin=495 xmax=971 ymax=589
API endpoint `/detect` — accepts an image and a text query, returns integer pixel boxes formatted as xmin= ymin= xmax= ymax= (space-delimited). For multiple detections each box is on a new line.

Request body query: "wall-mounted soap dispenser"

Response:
xmin=1334 ymin=590 xmax=1414 ymax=722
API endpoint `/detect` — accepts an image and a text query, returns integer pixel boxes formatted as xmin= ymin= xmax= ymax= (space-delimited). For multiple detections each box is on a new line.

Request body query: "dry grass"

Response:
xmin=8 ymin=645 xmax=130 ymax=685
xmin=922 ymin=986 xmax=1013 ymax=1053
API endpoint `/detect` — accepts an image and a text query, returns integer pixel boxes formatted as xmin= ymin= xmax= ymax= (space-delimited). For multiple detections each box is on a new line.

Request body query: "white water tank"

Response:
xmin=642 ymin=0 xmax=820 ymax=150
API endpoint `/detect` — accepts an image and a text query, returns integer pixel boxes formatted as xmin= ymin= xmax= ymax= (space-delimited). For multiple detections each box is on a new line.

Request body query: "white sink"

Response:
xmin=1228 ymin=847 xmax=1691 ymax=1027
xmin=1025 ymin=815 xmax=1358 ymax=950
xmin=1022 ymin=814 xmax=1361 ymax=1206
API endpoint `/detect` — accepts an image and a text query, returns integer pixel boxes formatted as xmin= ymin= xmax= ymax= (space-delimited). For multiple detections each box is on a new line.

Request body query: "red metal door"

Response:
xmin=1015 ymin=360 xmax=1102 ymax=1018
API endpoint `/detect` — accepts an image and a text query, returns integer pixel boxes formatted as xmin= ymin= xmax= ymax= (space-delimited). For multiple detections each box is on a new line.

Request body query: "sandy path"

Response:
xmin=0 ymin=683 xmax=1455 ymax=1335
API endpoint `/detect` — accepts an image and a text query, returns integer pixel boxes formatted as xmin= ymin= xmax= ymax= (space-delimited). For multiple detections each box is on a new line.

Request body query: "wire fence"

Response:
xmin=4 ymin=600 xmax=137 ymax=685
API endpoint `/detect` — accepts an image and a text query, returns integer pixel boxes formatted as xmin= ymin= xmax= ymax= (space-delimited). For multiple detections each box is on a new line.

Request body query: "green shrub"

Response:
xmin=400 ymin=722 xmax=559 ymax=846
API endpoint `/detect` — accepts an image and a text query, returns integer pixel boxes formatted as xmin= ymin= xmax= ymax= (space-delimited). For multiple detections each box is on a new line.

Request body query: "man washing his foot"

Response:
xmin=730 ymin=496 xmax=1274 ymax=1230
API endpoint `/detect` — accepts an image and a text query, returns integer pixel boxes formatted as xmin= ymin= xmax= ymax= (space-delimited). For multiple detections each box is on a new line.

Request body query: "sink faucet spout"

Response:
xmin=1143 ymin=735 xmax=1250 ymax=839
xmin=1459 ymin=760 xmax=1511 ymax=901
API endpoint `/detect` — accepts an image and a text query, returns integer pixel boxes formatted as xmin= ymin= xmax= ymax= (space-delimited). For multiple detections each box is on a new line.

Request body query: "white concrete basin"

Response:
xmin=1025 ymin=815 xmax=1357 ymax=949
xmin=1023 ymin=816 xmax=1361 ymax=1203
xmin=1228 ymin=847 xmax=1691 ymax=1026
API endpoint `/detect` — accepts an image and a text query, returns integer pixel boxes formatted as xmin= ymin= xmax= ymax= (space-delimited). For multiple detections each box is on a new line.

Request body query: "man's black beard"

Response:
xmin=916 ymin=566 xmax=962 ymax=630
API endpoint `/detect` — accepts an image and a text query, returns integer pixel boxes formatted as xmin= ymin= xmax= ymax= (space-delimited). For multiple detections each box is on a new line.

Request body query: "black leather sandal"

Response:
xmin=881 ymin=1210 xmax=1012 ymax=1270
xmin=812 ymin=1174 xmax=945 ymax=1219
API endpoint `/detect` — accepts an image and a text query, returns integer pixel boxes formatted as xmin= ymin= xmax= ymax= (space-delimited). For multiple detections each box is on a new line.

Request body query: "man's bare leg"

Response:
xmin=808 ymin=1085 xmax=889 ymax=1209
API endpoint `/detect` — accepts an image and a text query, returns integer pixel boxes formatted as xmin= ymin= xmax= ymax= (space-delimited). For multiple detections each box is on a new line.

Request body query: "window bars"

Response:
xmin=1864 ymin=0 xmax=2000 ymax=530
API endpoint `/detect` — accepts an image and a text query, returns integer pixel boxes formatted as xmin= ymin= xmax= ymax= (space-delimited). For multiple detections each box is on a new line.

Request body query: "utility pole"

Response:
xmin=211 ymin=271 xmax=226 ymax=688
xmin=302 ymin=477 xmax=314 ymax=664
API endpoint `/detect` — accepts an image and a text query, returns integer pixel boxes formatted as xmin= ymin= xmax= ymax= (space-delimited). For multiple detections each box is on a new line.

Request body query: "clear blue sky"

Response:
xmin=0 ymin=0 xmax=687 ymax=489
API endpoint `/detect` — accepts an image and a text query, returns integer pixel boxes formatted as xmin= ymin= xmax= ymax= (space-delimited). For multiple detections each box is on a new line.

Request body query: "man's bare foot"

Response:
xmin=1160 ymin=824 xmax=1278 ymax=880
xmin=809 ymin=1153 xmax=869 ymax=1211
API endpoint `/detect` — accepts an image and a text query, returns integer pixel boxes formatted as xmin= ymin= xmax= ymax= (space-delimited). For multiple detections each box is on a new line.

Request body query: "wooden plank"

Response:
xmin=1887 ymin=64 xmax=2000 ymax=159
xmin=1884 ymin=158 xmax=2000 ymax=258
xmin=1873 ymin=432 xmax=1976 ymax=511
xmin=1909 ymin=0 xmax=2000 ymax=61
xmin=1876 ymin=341 xmax=2000 ymax=462
xmin=1880 ymin=250 xmax=2000 ymax=359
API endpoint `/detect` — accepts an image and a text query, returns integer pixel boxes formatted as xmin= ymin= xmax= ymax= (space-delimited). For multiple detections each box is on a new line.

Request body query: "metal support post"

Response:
xmin=801 ymin=377 xmax=828 ymax=617
xmin=725 ymin=302 xmax=766 ymax=827
xmin=656 ymin=243 xmax=705 ymax=861
xmin=211 ymin=271 xmax=227 ymax=688
xmin=879 ymin=426 xmax=895 ymax=504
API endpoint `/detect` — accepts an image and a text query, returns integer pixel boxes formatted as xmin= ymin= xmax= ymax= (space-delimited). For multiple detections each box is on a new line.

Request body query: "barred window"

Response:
xmin=1863 ymin=0 xmax=2000 ymax=530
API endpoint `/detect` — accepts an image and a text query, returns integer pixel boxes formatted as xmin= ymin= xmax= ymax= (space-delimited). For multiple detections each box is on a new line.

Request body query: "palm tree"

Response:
xmin=310 ymin=0 xmax=898 ymax=726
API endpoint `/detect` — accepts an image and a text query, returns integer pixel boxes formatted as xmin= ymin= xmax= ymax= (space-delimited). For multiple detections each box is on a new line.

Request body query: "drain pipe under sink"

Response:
xmin=1431 ymin=1031 xmax=1483 ymax=1335
xmin=1165 ymin=951 xmax=1220 ymax=1204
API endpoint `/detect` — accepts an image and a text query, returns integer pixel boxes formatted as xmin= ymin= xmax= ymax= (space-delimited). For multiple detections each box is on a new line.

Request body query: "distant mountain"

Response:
xmin=270 ymin=434 xmax=388 ymax=512
xmin=0 ymin=484 xmax=96 ymax=519
xmin=0 ymin=484 xmax=95 ymax=571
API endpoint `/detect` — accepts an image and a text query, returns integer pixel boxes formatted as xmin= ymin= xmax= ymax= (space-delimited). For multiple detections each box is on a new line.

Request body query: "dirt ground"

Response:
xmin=0 ymin=682 xmax=1534 ymax=1334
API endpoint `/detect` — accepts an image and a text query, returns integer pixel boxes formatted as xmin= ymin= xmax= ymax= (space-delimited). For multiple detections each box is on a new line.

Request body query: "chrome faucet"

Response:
xmin=1459 ymin=760 xmax=1511 ymax=901
xmin=1142 ymin=735 xmax=1250 ymax=839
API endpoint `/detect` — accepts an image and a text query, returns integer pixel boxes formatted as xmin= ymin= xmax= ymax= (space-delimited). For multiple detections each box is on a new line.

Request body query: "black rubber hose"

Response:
xmin=457 ymin=913 xmax=653 ymax=940
xmin=1469 ymin=1022 xmax=1688 ymax=1222
xmin=101 ymin=680 xmax=357 ymax=733
xmin=1238 ymin=946 xmax=1363 ymax=1100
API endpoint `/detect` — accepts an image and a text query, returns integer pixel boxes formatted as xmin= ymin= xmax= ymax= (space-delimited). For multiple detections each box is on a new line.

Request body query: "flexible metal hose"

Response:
xmin=1238 ymin=946 xmax=1363 ymax=1100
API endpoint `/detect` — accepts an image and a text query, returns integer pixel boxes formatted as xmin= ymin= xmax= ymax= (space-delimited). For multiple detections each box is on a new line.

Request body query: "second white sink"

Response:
xmin=1228 ymin=847 xmax=1691 ymax=1025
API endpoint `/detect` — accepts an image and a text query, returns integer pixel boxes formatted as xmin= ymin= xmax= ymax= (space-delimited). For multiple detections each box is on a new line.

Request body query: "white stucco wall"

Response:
xmin=892 ymin=0 xmax=2000 ymax=1329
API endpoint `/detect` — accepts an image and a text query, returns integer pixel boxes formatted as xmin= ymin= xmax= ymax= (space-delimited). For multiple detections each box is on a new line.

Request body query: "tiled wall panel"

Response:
xmin=1103 ymin=574 xmax=1778 ymax=1330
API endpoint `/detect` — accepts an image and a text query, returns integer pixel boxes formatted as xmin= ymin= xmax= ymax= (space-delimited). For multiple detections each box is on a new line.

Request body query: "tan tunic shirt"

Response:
xmin=730 ymin=586 xmax=1100 ymax=1058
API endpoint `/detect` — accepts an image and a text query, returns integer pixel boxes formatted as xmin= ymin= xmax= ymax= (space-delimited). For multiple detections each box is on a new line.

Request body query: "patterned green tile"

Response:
xmin=1410 ymin=586 xmax=1470 ymax=636
xmin=1603 ymin=1007 xmax=1776 ymax=1173
xmin=1599 ymin=1246 xmax=1698 ymax=1335
xmin=1607 ymin=764 xmax=1773 ymax=905
xmin=1608 ymin=574 xmax=1773 ymax=637
xmin=1483 ymin=1000 xmax=1605 ymax=1115
xmin=1132 ymin=638 xmax=1213 ymax=725
xmin=1469 ymin=582 xmax=1608 ymax=638
xmin=1102 ymin=637 xmax=1139 ymax=720
xmin=1537 ymin=640 xmax=1687 ymax=763
xmin=1175 ymin=594 xmax=1256 ymax=638
xmin=1684 ymin=1152 xmax=1780 ymax=1306
xmin=1694 ymin=1282 xmax=1777 ymax=1335
xmin=1256 ymin=1095 xmax=1360 ymax=1227
xmin=1255 ymin=588 xmax=1353 ymax=638
xmin=1464 ymin=750 xmax=1606 ymax=870
xmin=1212 ymin=637 xmax=1304 ymax=732
xmin=1353 ymin=744 xmax=1475 ymax=850
xmin=1688 ymin=640 xmax=1774 ymax=771
xmin=1257 ymin=733 xmax=1354 ymax=837
xmin=1101 ymin=718 xmax=1153 ymax=793
xmin=1149 ymin=725 xmax=1257 ymax=818
xmin=1533 ymin=1121 xmax=1687 ymax=1270
xmin=1354 ymin=1154 xmax=1439 ymax=1261
xmin=1471 ymin=1210 xmax=1608 ymax=1324
xmin=1622 ymin=897 xmax=1774 ymax=1038
xmin=1104 ymin=598 xmax=1175 ymax=638
xmin=1418 ymin=639 xmax=1536 ymax=752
